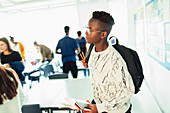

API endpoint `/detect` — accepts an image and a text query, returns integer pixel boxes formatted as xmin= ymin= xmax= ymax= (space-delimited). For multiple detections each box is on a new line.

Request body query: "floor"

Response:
xmin=23 ymin=64 xmax=163 ymax=113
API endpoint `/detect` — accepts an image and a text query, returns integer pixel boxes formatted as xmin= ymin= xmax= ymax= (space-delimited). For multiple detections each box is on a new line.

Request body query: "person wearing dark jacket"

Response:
xmin=0 ymin=37 xmax=25 ymax=81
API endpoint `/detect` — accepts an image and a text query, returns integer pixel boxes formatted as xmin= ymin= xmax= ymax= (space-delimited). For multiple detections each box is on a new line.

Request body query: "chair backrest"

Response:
xmin=22 ymin=104 xmax=42 ymax=113
xmin=43 ymin=64 xmax=54 ymax=77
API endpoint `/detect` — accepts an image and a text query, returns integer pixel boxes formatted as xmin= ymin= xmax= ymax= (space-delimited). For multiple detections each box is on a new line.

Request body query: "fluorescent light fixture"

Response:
xmin=21 ymin=5 xmax=48 ymax=11
xmin=10 ymin=0 xmax=32 ymax=2
xmin=80 ymin=0 xmax=88 ymax=2
xmin=1 ymin=3 xmax=14 ymax=7
xmin=49 ymin=2 xmax=75 ymax=8
xmin=7 ymin=9 xmax=19 ymax=13
xmin=0 ymin=0 xmax=76 ymax=13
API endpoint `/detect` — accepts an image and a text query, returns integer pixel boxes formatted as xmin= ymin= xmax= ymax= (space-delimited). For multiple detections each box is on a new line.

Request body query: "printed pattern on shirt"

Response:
xmin=89 ymin=45 xmax=134 ymax=111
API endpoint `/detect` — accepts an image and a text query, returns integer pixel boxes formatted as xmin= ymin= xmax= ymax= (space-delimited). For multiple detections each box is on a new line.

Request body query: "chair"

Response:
xmin=41 ymin=64 xmax=68 ymax=80
xmin=23 ymin=65 xmax=44 ymax=88
xmin=48 ymin=72 xmax=68 ymax=79
xmin=22 ymin=104 xmax=42 ymax=113
xmin=43 ymin=64 xmax=55 ymax=77
xmin=24 ymin=68 xmax=43 ymax=83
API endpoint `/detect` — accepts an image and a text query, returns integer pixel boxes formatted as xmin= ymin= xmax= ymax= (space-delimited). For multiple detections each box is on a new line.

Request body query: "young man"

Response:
xmin=56 ymin=26 xmax=80 ymax=78
xmin=76 ymin=31 xmax=87 ymax=61
xmin=82 ymin=11 xmax=135 ymax=113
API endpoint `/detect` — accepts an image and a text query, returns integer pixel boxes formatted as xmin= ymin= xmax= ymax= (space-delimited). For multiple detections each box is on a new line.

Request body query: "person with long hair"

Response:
xmin=0 ymin=37 xmax=25 ymax=82
xmin=0 ymin=66 xmax=25 ymax=113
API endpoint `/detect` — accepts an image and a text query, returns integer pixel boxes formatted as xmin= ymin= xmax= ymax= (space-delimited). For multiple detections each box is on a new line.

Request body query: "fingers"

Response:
xmin=80 ymin=52 xmax=85 ymax=61
xmin=80 ymin=54 xmax=84 ymax=61
xmin=86 ymin=100 xmax=91 ymax=105
xmin=80 ymin=60 xmax=88 ymax=68
xmin=82 ymin=52 xmax=85 ymax=60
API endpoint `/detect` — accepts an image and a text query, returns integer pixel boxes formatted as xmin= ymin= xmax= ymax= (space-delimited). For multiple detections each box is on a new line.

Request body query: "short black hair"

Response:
xmin=33 ymin=41 xmax=38 ymax=45
xmin=64 ymin=26 xmax=70 ymax=33
xmin=9 ymin=36 xmax=14 ymax=41
xmin=77 ymin=31 xmax=81 ymax=37
xmin=92 ymin=11 xmax=115 ymax=35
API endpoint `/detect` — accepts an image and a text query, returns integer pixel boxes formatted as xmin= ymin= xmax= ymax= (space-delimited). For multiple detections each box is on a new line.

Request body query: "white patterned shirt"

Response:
xmin=88 ymin=44 xmax=135 ymax=113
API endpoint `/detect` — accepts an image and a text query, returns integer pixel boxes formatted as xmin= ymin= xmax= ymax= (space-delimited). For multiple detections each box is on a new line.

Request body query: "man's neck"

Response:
xmin=66 ymin=32 xmax=69 ymax=36
xmin=14 ymin=42 xmax=18 ymax=45
xmin=78 ymin=36 xmax=82 ymax=39
xmin=95 ymin=42 xmax=108 ymax=52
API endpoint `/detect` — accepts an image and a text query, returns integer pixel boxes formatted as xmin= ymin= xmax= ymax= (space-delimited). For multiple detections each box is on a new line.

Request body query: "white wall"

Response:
xmin=0 ymin=0 xmax=128 ymax=62
xmin=76 ymin=0 xmax=129 ymax=45
xmin=0 ymin=4 xmax=80 ymax=62
xmin=76 ymin=0 xmax=108 ymax=30
xmin=127 ymin=0 xmax=170 ymax=112
xmin=108 ymin=0 xmax=128 ymax=45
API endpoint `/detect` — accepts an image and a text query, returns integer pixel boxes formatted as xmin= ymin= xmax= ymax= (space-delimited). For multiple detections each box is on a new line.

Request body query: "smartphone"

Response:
xmin=75 ymin=102 xmax=91 ymax=111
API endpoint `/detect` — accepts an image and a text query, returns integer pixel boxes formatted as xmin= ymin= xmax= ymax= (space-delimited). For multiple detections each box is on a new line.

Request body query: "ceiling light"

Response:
xmin=49 ymin=2 xmax=75 ymax=8
xmin=1 ymin=3 xmax=14 ymax=7
xmin=21 ymin=5 xmax=48 ymax=11
xmin=10 ymin=0 xmax=32 ymax=3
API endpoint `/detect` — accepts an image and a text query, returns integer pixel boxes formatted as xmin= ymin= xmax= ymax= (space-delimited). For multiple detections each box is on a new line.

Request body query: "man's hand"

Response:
xmin=81 ymin=60 xmax=88 ymax=68
xmin=84 ymin=104 xmax=98 ymax=113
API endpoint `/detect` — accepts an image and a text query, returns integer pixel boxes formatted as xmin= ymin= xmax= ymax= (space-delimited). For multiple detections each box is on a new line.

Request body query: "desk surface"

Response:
xmin=24 ymin=78 xmax=93 ymax=108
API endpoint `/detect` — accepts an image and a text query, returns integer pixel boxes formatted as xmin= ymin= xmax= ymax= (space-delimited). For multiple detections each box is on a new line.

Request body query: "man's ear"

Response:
xmin=101 ymin=31 xmax=107 ymax=39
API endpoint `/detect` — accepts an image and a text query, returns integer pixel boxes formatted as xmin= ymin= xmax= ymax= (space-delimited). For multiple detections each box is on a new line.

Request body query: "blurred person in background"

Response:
xmin=76 ymin=31 xmax=90 ymax=77
xmin=56 ymin=26 xmax=80 ymax=78
xmin=76 ymin=31 xmax=87 ymax=61
xmin=10 ymin=36 xmax=26 ymax=63
xmin=0 ymin=37 xmax=25 ymax=82
xmin=33 ymin=41 xmax=54 ymax=63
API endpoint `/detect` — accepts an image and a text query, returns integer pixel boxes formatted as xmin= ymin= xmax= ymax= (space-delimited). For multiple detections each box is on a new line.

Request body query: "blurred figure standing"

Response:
xmin=76 ymin=31 xmax=87 ymax=61
xmin=56 ymin=26 xmax=80 ymax=78
xmin=76 ymin=31 xmax=90 ymax=77
xmin=33 ymin=41 xmax=54 ymax=63
xmin=10 ymin=36 xmax=26 ymax=62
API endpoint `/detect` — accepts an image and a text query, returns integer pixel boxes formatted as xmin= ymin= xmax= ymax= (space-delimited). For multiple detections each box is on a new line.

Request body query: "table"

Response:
xmin=24 ymin=78 xmax=93 ymax=113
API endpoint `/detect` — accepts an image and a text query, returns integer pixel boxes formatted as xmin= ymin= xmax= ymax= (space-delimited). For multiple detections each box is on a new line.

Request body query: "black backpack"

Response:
xmin=85 ymin=38 xmax=144 ymax=94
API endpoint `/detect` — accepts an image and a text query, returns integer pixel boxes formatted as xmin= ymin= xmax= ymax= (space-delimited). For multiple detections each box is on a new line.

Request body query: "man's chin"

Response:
xmin=87 ymin=41 xmax=92 ymax=44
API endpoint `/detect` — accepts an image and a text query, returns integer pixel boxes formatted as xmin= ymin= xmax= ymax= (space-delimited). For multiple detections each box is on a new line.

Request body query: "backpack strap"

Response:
xmin=85 ymin=43 xmax=94 ymax=63
xmin=85 ymin=36 xmax=118 ymax=63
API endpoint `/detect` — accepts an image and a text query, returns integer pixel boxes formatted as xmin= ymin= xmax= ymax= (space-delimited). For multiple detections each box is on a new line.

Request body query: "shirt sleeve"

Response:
xmin=56 ymin=40 xmax=61 ymax=50
xmin=83 ymin=37 xmax=87 ymax=44
xmin=75 ymin=39 xmax=79 ymax=49
xmin=18 ymin=42 xmax=25 ymax=59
